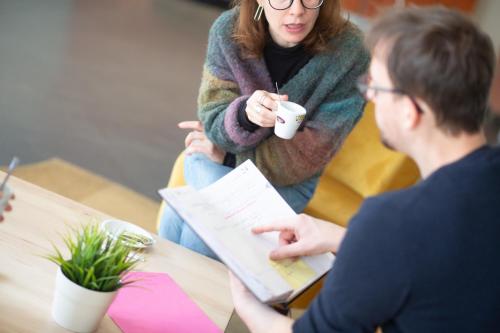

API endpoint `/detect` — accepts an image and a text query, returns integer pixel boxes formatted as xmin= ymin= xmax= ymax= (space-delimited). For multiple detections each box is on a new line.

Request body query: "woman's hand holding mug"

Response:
xmin=245 ymin=90 xmax=288 ymax=127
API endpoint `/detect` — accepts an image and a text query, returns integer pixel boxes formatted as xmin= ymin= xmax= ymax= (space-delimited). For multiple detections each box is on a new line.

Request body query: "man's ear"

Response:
xmin=401 ymin=97 xmax=424 ymax=130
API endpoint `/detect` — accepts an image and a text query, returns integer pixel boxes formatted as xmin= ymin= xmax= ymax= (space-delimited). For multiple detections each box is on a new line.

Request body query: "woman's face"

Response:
xmin=259 ymin=0 xmax=320 ymax=48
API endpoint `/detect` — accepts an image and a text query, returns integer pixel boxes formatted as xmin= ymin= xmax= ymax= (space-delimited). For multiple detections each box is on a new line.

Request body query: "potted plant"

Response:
xmin=46 ymin=223 xmax=140 ymax=333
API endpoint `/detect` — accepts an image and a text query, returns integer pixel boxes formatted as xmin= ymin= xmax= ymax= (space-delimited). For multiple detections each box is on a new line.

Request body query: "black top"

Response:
xmin=294 ymin=145 xmax=500 ymax=333
xmin=264 ymin=38 xmax=312 ymax=88
xmin=225 ymin=39 xmax=312 ymax=167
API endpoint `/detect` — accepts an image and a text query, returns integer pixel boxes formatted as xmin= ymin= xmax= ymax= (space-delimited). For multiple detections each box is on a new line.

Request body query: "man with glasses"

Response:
xmin=230 ymin=6 xmax=500 ymax=333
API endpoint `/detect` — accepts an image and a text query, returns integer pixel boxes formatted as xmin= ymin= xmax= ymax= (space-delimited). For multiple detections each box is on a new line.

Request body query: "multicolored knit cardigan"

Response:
xmin=198 ymin=8 xmax=369 ymax=186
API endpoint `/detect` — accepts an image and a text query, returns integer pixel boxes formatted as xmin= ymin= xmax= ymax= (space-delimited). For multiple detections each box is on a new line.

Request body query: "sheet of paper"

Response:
xmin=107 ymin=271 xmax=222 ymax=333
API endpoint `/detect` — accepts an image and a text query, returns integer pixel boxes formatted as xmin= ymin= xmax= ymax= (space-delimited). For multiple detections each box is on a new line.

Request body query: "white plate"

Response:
xmin=100 ymin=219 xmax=155 ymax=249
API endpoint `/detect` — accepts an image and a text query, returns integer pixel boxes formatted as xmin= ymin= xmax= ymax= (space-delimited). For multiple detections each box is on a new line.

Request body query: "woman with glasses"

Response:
xmin=158 ymin=0 xmax=369 ymax=259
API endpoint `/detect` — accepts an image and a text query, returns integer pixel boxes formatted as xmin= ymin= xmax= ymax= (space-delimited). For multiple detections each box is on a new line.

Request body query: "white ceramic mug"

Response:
xmin=274 ymin=101 xmax=306 ymax=139
xmin=0 ymin=185 xmax=12 ymax=215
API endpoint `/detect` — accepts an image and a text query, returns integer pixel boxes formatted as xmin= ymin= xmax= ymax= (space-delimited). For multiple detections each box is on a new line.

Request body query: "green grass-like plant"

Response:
xmin=46 ymin=223 xmax=140 ymax=292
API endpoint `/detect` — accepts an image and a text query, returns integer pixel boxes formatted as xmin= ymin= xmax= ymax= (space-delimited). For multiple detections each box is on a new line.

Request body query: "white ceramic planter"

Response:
xmin=52 ymin=267 xmax=117 ymax=333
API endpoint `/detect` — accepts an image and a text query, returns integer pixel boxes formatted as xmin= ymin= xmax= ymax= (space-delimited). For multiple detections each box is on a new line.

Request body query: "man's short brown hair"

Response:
xmin=367 ymin=6 xmax=496 ymax=135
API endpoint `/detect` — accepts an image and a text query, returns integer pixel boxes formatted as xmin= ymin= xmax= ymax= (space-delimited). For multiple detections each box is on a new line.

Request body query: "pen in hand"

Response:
xmin=0 ymin=156 xmax=20 ymax=191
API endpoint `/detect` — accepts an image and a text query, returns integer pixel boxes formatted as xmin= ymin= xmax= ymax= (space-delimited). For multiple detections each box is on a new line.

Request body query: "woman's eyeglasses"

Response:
xmin=268 ymin=0 xmax=324 ymax=10
xmin=356 ymin=74 xmax=424 ymax=114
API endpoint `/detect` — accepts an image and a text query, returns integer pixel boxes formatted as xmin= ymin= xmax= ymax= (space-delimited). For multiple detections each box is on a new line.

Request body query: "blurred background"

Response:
xmin=0 ymin=0 xmax=498 ymax=230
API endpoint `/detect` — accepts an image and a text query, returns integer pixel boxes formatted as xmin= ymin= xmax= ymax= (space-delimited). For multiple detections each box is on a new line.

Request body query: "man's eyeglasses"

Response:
xmin=356 ymin=74 xmax=424 ymax=114
xmin=268 ymin=0 xmax=324 ymax=10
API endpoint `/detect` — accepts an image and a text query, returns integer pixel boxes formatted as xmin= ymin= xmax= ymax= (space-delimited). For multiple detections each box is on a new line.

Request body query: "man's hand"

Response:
xmin=178 ymin=121 xmax=225 ymax=164
xmin=229 ymin=272 xmax=293 ymax=333
xmin=252 ymin=214 xmax=346 ymax=260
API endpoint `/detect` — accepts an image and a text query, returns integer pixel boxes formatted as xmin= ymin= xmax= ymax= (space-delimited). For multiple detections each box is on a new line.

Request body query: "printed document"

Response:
xmin=159 ymin=160 xmax=334 ymax=304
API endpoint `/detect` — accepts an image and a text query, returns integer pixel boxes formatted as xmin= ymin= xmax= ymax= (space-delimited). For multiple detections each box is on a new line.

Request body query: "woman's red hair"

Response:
xmin=231 ymin=0 xmax=348 ymax=58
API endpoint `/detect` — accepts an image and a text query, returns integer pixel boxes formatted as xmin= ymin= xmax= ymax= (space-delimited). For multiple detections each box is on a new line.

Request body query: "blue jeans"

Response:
xmin=158 ymin=153 xmax=319 ymax=260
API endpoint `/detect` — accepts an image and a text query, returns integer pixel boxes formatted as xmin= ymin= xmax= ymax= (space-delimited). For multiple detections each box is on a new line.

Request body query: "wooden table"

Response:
xmin=0 ymin=173 xmax=233 ymax=332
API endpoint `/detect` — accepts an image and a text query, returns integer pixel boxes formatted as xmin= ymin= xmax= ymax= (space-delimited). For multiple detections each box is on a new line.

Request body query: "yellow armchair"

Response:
xmin=157 ymin=103 xmax=419 ymax=228
xmin=303 ymin=103 xmax=420 ymax=227
xmin=156 ymin=103 xmax=420 ymax=308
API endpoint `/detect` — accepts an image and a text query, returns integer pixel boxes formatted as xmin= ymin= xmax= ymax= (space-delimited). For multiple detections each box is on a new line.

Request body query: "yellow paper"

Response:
xmin=269 ymin=259 xmax=316 ymax=290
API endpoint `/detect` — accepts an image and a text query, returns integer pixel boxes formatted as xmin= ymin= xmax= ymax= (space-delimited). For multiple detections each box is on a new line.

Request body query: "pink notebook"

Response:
xmin=107 ymin=271 xmax=222 ymax=333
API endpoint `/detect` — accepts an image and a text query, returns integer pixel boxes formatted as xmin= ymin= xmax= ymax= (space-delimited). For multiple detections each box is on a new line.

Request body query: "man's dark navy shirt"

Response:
xmin=294 ymin=146 xmax=500 ymax=333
